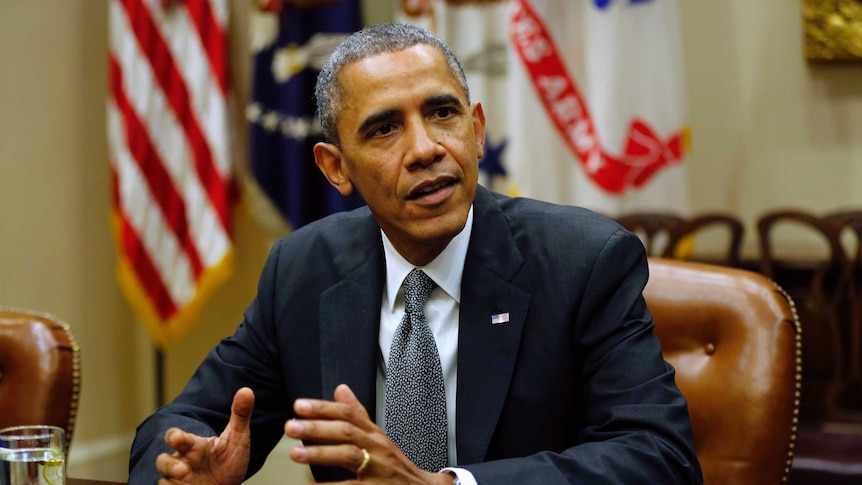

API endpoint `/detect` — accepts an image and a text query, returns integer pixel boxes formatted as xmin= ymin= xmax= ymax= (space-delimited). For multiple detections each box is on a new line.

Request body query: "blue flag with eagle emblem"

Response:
xmin=247 ymin=1 xmax=364 ymax=231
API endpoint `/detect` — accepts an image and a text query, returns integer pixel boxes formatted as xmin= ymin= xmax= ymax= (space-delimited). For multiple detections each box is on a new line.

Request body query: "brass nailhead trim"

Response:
xmin=768 ymin=282 xmax=802 ymax=483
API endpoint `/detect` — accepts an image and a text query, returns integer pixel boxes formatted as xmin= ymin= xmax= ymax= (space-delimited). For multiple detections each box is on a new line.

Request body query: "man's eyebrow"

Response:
xmin=423 ymin=93 xmax=463 ymax=109
xmin=358 ymin=109 xmax=397 ymax=135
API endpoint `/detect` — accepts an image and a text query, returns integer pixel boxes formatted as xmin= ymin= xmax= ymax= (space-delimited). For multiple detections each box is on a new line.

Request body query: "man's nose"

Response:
xmin=405 ymin=121 xmax=444 ymax=168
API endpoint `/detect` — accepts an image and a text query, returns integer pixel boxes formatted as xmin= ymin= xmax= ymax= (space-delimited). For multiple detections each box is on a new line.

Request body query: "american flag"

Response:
xmin=491 ymin=312 xmax=510 ymax=325
xmin=107 ymin=0 xmax=235 ymax=349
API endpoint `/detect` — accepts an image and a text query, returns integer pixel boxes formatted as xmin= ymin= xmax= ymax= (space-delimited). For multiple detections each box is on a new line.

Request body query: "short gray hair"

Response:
xmin=315 ymin=23 xmax=470 ymax=147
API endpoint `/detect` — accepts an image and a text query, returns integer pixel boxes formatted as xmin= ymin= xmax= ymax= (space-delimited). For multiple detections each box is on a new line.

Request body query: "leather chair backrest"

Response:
xmin=644 ymin=258 xmax=801 ymax=485
xmin=0 ymin=308 xmax=81 ymax=450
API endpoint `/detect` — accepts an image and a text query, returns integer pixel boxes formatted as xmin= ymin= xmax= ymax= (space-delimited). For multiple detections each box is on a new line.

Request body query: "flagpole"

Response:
xmin=155 ymin=347 xmax=165 ymax=408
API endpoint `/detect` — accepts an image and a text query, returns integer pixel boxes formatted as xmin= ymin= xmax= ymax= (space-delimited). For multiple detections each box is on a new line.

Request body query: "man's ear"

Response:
xmin=472 ymin=102 xmax=487 ymax=160
xmin=314 ymin=142 xmax=354 ymax=196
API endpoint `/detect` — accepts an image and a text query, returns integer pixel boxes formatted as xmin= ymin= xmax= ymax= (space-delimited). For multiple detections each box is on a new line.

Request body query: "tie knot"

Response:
xmin=403 ymin=269 xmax=436 ymax=314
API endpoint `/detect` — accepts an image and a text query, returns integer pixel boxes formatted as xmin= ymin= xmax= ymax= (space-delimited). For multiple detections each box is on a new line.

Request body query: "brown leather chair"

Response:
xmin=0 ymin=307 xmax=81 ymax=450
xmin=644 ymin=258 xmax=801 ymax=485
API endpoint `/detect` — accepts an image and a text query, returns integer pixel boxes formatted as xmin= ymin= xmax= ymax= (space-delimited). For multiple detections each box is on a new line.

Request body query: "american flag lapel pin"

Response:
xmin=490 ymin=312 xmax=510 ymax=325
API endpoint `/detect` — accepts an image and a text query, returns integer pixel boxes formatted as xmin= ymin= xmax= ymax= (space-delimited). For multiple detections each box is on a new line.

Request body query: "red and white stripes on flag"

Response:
xmin=108 ymin=0 xmax=234 ymax=349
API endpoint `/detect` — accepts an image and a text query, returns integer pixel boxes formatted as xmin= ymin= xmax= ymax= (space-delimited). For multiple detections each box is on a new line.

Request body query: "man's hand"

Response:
xmin=155 ymin=387 xmax=255 ymax=485
xmin=286 ymin=384 xmax=454 ymax=484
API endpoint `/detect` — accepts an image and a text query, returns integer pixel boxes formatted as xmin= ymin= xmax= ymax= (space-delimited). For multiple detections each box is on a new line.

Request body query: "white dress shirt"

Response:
xmin=376 ymin=207 xmax=477 ymax=485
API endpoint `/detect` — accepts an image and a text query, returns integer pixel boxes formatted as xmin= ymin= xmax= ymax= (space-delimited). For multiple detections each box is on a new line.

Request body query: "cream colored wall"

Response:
xmin=2 ymin=1 xmax=148 ymax=481
xmin=1 ymin=0 xmax=861 ymax=482
xmin=679 ymin=1 xmax=862 ymax=256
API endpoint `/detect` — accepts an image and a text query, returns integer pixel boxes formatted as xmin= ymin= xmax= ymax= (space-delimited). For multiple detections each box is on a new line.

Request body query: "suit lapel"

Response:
xmin=455 ymin=188 xmax=530 ymax=465
xmin=318 ymin=222 xmax=384 ymax=419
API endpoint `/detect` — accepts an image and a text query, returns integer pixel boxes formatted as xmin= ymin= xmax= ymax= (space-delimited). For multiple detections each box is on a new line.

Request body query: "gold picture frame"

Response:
xmin=803 ymin=0 xmax=862 ymax=62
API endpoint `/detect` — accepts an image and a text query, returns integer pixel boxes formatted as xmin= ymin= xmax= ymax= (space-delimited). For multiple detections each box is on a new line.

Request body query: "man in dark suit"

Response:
xmin=129 ymin=23 xmax=702 ymax=484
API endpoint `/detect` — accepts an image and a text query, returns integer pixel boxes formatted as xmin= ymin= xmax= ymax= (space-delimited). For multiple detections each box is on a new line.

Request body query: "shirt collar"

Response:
xmin=382 ymin=206 xmax=473 ymax=311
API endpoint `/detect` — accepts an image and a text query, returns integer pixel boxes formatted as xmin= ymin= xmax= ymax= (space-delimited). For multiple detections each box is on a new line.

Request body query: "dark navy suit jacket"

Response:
xmin=129 ymin=186 xmax=703 ymax=484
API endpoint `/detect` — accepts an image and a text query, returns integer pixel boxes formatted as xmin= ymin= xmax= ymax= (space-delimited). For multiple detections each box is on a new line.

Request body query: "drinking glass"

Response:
xmin=0 ymin=425 xmax=65 ymax=485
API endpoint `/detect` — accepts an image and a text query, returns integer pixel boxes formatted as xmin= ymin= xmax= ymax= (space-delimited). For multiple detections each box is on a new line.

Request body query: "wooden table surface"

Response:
xmin=68 ymin=478 xmax=126 ymax=485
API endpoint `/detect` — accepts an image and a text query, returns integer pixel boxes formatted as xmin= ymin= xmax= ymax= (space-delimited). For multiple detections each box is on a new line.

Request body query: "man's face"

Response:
xmin=314 ymin=44 xmax=485 ymax=265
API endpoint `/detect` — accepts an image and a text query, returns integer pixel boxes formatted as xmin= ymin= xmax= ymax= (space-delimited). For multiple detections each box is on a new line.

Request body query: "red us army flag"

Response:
xmin=507 ymin=0 xmax=690 ymax=215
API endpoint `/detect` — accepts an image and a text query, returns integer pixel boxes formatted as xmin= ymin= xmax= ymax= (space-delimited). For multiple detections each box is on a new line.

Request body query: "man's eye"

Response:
xmin=432 ymin=107 xmax=455 ymax=119
xmin=371 ymin=124 xmax=395 ymax=137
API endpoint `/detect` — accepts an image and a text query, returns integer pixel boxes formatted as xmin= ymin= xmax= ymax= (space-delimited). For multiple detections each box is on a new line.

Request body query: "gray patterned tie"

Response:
xmin=384 ymin=268 xmax=448 ymax=471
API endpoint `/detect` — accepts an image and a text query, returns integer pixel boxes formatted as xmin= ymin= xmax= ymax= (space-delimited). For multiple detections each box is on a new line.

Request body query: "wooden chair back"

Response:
xmin=757 ymin=209 xmax=849 ymax=421
xmin=616 ymin=212 xmax=685 ymax=256
xmin=663 ymin=213 xmax=745 ymax=267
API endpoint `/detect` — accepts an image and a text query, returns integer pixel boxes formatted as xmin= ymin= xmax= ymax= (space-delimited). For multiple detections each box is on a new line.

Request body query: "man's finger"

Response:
xmin=284 ymin=416 xmax=364 ymax=444
xmin=225 ymin=387 xmax=255 ymax=435
xmin=164 ymin=428 xmax=196 ymax=454
xmin=333 ymin=384 xmax=357 ymax=402
xmin=288 ymin=442 xmax=366 ymax=470
xmin=155 ymin=451 xmax=189 ymax=479
xmin=333 ymin=384 xmax=370 ymax=420
xmin=290 ymin=385 xmax=374 ymax=432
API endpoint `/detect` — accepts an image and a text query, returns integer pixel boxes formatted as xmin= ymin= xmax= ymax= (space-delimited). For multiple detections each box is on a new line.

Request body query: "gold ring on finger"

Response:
xmin=356 ymin=447 xmax=371 ymax=474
